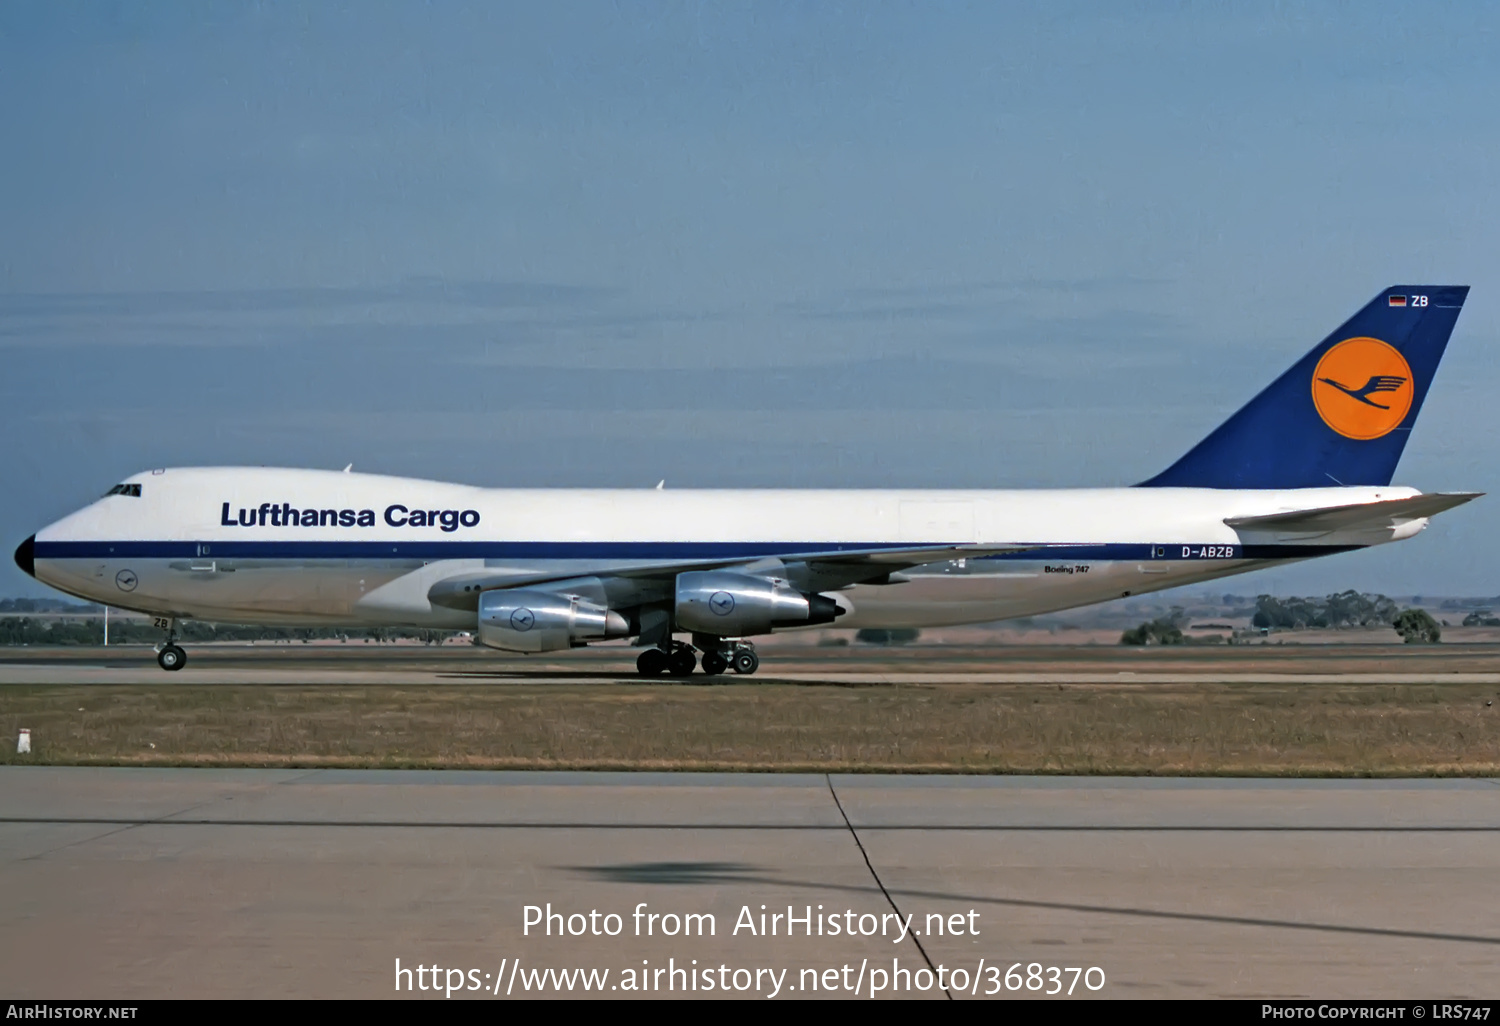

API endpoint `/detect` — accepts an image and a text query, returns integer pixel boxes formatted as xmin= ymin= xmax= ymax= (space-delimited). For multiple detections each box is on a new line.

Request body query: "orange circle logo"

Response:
xmin=1311 ymin=337 xmax=1413 ymax=440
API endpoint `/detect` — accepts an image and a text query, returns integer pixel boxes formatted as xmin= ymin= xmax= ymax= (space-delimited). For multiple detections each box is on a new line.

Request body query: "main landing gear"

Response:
xmin=154 ymin=617 xmax=186 ymax=672
xmin=635 ymin=642 xmax=697 ymax=677
xmin=704 ymin=644 xmax=758 ymax=676
xmin=636 ymin=640 xmax=758 ymax=677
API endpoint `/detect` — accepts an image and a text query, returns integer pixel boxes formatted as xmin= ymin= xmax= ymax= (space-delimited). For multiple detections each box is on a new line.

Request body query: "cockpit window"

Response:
xmin=104 ymin=483 xmax=142 ymax=497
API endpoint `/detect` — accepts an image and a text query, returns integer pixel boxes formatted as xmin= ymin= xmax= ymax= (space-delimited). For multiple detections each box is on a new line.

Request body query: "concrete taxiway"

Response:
xmin=2 ymin=768 xmax=1498 ymax=999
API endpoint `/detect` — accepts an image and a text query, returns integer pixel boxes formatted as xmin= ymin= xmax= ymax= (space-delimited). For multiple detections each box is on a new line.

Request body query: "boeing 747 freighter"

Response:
xmin=14 ymin=286 xmax=1478 ymax=675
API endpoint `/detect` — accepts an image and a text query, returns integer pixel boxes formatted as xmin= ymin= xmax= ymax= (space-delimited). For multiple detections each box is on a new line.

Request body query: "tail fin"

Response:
xmin=1140 ymin=285 xmax=1468 ymax=489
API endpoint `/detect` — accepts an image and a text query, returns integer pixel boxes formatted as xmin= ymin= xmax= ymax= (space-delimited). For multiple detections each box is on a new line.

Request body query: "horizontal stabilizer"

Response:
xmin=1224 ymin=492 xmax=1482 ymax=533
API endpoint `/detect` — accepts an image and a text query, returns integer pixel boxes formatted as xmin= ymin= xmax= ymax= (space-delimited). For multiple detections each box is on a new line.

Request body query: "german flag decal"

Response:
xmin=1388 ymin=295 xmax=1407 ymax=307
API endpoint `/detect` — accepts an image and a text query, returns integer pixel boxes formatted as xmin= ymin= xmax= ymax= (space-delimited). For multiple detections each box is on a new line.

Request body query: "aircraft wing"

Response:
xmin=428 ymin=541 xmax=1053 ymax=609
xmin=688 ymin=541 xmax=1046 ymax=568
xmin=1224 ymin=492 xmax=1482 ymax=534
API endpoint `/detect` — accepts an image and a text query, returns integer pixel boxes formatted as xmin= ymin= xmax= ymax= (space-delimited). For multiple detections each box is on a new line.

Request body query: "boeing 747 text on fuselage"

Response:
xmin=14 ymin=286 xmax=1479 ymax=675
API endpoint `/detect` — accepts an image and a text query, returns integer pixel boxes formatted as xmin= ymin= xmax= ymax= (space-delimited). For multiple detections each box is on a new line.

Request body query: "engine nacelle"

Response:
xmin=675 ymin=570 xmax=842 ymax=636
xmin=477 ymin=588 xmax=630 ymax=653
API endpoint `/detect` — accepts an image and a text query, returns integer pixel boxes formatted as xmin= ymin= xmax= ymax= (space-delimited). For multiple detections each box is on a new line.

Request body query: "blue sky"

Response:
xmin=3 ymin=2 xmax=1497 ymax=598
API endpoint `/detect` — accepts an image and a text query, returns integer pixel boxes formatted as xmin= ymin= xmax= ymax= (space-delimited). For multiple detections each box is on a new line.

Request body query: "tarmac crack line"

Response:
xmin=826 ymin=773 xmax=951 ymax=1000
xmin=14 ymin=770 xmax=315 ymax=862
xmin=560 ymin=861 xmax=1500 ymax=949
xmin=11 ymin=820 xmax=146 ymax=864
xmin=880 ymin=885 xmax=1500 ymax=947
xmin=17 ymin=800 xmax=220 ymax=862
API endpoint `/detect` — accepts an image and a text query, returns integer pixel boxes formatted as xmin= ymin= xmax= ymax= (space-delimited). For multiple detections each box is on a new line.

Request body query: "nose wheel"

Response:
xmin=153 ymin=616 xmax=186 ymax=671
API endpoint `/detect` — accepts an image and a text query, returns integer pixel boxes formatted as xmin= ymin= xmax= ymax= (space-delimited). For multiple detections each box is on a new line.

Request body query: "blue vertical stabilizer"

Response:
xmin=1140 ymin=286 xmax=1468 ymax=489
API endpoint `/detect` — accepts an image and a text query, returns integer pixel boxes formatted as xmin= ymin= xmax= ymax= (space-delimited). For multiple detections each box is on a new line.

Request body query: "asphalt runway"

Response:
xmin=7 ymin=664 xmax=1500 ymax=685
xmin=3 ymin=768 xmax=1499 ymax=999
xmin=4 ymin=643 xmax=1500 ymax=686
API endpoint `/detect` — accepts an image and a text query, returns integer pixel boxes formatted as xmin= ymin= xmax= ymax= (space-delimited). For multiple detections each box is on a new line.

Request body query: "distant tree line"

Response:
xmin=1121 ymin=592 xmax=1445 ymax=645
xmin=1392 ymin=609 xmax=1441 ymax=644
xmin=854 ymin=628 xmax=922 ymax=646
xmin=1250 ymin=592 xmax=1441 ymax=643
xmin=0 ymin=598 xmax=101 ymax=613
xmin=1120 ymin=616 xmax=1187 ymax=646
xmin=1250 ymin=591 xmax=1399 ymax=630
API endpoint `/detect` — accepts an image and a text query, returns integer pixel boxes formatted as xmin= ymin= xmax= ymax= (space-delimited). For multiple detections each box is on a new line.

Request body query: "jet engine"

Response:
xmin=477 ymin=587 xmax=630 ymax=653
xmin=675 ymin=570 xmax=842 ymax=636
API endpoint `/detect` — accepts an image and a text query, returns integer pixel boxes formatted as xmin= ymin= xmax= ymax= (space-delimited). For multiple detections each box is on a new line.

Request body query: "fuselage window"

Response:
xmin=104 ymin=484 xmax=142 ymax=497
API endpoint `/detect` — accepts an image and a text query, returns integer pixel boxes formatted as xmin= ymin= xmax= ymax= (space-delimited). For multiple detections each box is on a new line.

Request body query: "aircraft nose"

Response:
xmin=14 ymin=535 xmax=35 ymax=578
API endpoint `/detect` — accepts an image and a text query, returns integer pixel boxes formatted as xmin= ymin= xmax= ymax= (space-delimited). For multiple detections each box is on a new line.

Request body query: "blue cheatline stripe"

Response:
xmin=31 ymin=540 xmax=1361 ymax=561
xmin=37 ymin=540 xmax=909 ymax=560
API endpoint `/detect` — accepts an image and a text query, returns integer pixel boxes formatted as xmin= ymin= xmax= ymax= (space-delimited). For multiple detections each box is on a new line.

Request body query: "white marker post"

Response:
xmin=17 ymin=729 xmax=31 ymax=754
xmin=103 ymin=606 xmax=109 ymax=647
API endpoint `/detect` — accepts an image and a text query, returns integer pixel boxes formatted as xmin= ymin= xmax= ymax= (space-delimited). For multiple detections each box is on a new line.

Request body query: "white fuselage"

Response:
xmin=26 ymin=467 xmax=1425 ymax=632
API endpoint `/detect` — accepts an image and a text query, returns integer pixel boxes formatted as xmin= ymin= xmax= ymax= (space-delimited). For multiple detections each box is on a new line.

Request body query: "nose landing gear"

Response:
xmin=153 ymin=616 xmax=186 ymax=672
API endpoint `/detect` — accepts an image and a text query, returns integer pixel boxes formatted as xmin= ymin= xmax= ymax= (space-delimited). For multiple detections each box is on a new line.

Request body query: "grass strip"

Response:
xmin=2 ymin=679 xmax=1497 ymax=775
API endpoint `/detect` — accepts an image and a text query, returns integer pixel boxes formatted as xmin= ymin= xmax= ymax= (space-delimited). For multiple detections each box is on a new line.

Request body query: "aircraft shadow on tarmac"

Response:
xmin=439 ymin=671 xmax=885 ymax=687
xmin=8 ymin=809 xmax=1498 ymax=948
xmin=568 ymin=861 xmax=766 ymax=885
xmin=442 ymin=670 xmax=697 ymax=682
xmin=560 ymin=861 xmax=1500 ymax=948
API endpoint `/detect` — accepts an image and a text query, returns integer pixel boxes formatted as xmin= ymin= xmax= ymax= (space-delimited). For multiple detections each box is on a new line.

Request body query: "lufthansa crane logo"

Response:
xmin=709 ymin=591 xmax=735 ymax=616
xmin=510 ymin=608 xmax=536 ymax=631
xmin=1311 ymin=337 xmax=1413 ymax=440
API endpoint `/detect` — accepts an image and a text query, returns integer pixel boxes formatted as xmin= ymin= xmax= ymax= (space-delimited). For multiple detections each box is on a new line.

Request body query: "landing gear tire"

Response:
xmin=667 ymin=647 xmax=698 ymax=677
xmin=701 ymin=652 xmax=728 ymax=676
xmin=157 ymin=645 xmax=187 ymax=672
xmin=636 ymin=648 xmax=668 ymax=677
xmin=731 ymin=649 xmax=759 ymax=675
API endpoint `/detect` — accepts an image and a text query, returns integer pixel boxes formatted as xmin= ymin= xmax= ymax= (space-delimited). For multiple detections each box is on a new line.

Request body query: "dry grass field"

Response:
xmin=2 ymin=643 xmax=1498 ymax=774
